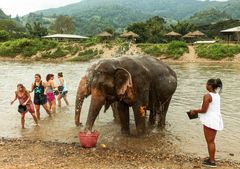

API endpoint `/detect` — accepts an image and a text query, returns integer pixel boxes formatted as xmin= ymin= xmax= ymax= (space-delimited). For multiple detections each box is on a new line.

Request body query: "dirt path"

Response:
xmin=0 ymin=138 xmax=239 ymax=169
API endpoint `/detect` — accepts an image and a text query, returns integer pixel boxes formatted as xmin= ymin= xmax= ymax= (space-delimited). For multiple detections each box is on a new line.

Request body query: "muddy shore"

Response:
xmin=0 ymin=138 xmax=239 ymax=169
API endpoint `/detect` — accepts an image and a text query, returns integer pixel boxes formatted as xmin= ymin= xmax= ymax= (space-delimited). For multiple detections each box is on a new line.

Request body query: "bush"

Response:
xmin=70 ymin=49 xmax=99 ymax=62
xmin=83 ymin=37 xmax=101 ymax=47
xmin=196 ymin=44 xmax=240 ymax=60
xmin=138 ymin=41 xmax=188 ymax=59
xmin=0 ymin=38 xmax=58 ymax=57
xmin=42 ymin=47 xmax=68 ymax=59
xmin=0 ymin=30 xmax=10 ymax=41
xmin=166 ymin=41 xmax=188 ymax=59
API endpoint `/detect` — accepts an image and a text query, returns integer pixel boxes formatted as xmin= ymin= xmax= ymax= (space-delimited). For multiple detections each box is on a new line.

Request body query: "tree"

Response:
xmin=51 ymin=15 xmax=75 ymax=34
xmin=170 ymin=21 xmax=196 ymax=35
xmin=127 ymin=16 xmax=167 ymax=43
xmin=0 ymin=19 xmax=24 ymax=32
xmin=26 ymin=22 xmax=48 ymax=38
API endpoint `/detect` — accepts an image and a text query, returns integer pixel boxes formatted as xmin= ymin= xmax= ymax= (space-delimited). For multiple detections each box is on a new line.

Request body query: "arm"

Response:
xmin=29 ymin=83 xmax=34 ymax=93
xmin=22 ymin=92 xmax=32 ymax=106
xmin=11 ymin=92 xmax=18 ymax=105
xmin=59 ymin=78 xmax=64 ymax=86
xmin=50 ymin=80 xmax=56 ymax=89
xmin=191 ymin=94 xmax=212 ymax=115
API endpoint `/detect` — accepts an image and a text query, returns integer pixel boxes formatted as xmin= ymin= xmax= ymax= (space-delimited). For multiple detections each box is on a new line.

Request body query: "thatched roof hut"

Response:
xmin=191 ymin=30 xmax=205 ymax=36
xmin=120 ymin=31 xmax=139 ymax=38
xmin=165 ymin=31 xmax=182 ymax=37
xmin=183 ymin=32 xmax=195 ymax=38
xmin=97 ymin=31 xmax=113 ymax=37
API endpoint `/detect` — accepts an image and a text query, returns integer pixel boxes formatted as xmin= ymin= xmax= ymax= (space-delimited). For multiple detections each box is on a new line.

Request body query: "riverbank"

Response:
xmin=0 ymin=138 xmax=239 ymax=169
xmin=1 ymin=39 xmax=240 ymax=63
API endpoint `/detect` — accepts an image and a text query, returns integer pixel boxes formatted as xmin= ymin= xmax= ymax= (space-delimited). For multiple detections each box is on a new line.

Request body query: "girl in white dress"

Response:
xmin=191 ymin=78 xmax=223 ymax=168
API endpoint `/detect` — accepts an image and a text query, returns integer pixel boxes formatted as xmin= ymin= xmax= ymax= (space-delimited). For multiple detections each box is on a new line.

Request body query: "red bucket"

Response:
xmin=78 ymin=131 xmax=99 ymax=148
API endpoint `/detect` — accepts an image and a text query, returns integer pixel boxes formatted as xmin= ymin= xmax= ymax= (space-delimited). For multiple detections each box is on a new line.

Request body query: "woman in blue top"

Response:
xmin=57 ymin=72 xmax=69 ymax=107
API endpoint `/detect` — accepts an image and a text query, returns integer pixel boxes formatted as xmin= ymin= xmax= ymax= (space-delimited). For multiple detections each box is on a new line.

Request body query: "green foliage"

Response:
xmin=188 ymin=8 xmax=231 ymax=26
xmin=127 ymin=16 xmax=166 ymax=43
xmin=166 ymin=41 xmax=188 ymax=59
xmin=83 ymin=37 xmax=101 ymax=47
xmin=0 ymin=19 xmax=25 ymax=33
xmin=0 ymin=9 xmax=9 ymax=19
xmin=139 ymin=41 xmax=188 ymax=59
xmin=0 ymin=30 xmax=10 ymax=41
xmin=196 ymin=44 xmax=240 ymax=60
xmin=197 ymin=19 xmax=240 ymax=38
xmin=51 ymin=15 xmax=75 ymax=34
xmin=117 ymin=42 xmax=130 ymax=54
xmin=0 ymin=38 xmax=58 ymax=57
xmin=70 ymin=49 xmax=99 ymax=62
xmin=26 ymin=22 xmax=48 ymax=38
xmin=42 ymin=47 xmax=67 ymax=59
xmin=170 ymin=21 xmax=196 ymax=35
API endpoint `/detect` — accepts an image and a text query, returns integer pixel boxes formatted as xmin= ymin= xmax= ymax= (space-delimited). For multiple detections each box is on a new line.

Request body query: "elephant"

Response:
xmin=75 ymin=55 xmax=177 ymax=135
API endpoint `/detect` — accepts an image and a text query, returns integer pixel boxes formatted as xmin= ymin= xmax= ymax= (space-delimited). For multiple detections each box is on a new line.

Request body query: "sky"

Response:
xmin=0 ymin=0 xmax=229 ymax=17
xmin=0 ymin=0 xmax=82 ymax=17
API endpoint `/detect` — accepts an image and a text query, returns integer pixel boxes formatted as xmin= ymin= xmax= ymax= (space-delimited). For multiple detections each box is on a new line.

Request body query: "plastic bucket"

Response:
xmin=79 ymin=131 xmax=99 ymax=148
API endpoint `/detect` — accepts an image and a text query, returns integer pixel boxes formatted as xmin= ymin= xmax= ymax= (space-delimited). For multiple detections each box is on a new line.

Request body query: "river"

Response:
xmin=0 ymin=61 xmax=239 ymax=162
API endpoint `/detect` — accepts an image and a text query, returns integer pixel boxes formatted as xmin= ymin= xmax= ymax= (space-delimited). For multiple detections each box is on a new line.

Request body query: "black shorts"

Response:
xmin=60 ymin=91 xmax=68 ymax=97
xmin=34 ymin=94 xmax=47 ymax=105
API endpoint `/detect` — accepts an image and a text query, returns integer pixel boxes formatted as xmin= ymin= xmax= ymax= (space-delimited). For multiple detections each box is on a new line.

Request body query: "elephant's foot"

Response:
xmin=121 ymin=128 xmax=130 ymax=135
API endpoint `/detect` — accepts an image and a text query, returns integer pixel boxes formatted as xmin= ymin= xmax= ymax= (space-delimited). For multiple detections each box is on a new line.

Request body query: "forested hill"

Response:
xmin=35 ymin=0 xmax=222 ymax=20
xmin=21 ymin=0 xmax=240 ymax=35
xmin=0 ymin=9 xmax=9 ymax=19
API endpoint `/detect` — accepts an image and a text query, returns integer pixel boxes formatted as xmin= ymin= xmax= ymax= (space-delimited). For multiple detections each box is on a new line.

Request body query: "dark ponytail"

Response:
xmin=207 ymin=78 xmax=223 ymax=93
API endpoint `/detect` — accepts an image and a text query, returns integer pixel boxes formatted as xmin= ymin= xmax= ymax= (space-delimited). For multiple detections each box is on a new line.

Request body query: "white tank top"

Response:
xmin=199 ymin=92 xmax=224 ymax=131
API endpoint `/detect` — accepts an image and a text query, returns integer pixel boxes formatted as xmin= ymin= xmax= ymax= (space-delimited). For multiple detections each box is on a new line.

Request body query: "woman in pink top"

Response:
xmin=11 ymin=84 xmax=38 ymax=129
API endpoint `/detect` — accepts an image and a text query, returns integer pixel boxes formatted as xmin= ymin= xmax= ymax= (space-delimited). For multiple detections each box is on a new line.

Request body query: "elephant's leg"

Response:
xmin=148 ymin=109 xmax=156 ymax=126
xmin=132 ymin=105 xmax=147 ymax=135
xmin=157 ymin=97 xmax=171 ymax=128
xmin=116 ymin=102 xmax=130 ymax=134
xmin=111 ymin=102 xmax=120 ymax=124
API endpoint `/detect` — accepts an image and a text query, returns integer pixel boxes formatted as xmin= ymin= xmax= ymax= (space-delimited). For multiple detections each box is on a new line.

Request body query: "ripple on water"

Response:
xmin=0 ymin=61 xmax=239 ymax=162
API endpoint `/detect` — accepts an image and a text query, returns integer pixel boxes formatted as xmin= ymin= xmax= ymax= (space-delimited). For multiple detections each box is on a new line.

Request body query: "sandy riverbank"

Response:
xmin=0 ymin=138 xmax=239 ymax=169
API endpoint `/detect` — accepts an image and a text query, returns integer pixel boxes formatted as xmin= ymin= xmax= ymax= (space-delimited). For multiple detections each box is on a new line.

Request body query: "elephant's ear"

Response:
xmin=114 ymin=68 xmax=133 ymax=97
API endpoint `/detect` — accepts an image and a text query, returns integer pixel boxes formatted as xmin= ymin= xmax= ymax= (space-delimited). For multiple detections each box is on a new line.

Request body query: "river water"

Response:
xmin=0 ymin=61 xmax=239 ymax=162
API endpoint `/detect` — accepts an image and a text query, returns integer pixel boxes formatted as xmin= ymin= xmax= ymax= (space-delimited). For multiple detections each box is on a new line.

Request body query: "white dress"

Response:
xmin=199 ymin=92 xmax=224 ymax=131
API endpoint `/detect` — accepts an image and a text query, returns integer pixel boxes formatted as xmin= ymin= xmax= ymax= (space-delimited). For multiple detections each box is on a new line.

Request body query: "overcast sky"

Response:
xmin=0 ymin=0 xmax=228 ymax=17
xmin=0 ymin=0 xmax=82 ymax=17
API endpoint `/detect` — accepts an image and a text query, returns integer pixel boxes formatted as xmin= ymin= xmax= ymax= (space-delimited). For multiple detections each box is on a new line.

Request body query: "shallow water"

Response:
xmin=0 ymin=61 xmax=239 ymax=162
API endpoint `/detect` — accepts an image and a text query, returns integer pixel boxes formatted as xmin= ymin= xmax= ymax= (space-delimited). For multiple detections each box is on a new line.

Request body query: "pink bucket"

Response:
xmin=78 ymin=131 xmax=99 ymax=148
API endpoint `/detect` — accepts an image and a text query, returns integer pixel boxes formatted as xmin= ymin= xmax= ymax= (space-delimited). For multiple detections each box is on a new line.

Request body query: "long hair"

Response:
xmin=17 ymin=84 xmax=29 ymax=96
xmin=207 ymin=78 xmax=223 ymax=93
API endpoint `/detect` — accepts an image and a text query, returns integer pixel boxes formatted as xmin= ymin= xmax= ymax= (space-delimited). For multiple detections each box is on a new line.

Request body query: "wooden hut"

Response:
xmin=120 ymin=31 xmax=139 ymax=42
xmin=165 ymin=31 xmax=182 ymax=41
xmin=221 ymin=26 xmax=240 ymax=43
xmin=97 ymin=31 xmax=113 ymax=42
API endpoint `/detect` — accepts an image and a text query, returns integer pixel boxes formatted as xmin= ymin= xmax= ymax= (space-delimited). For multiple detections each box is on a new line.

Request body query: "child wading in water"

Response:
xmin=11 ymin=84 xmax=38 ymax=129
xmin=191 ymin=78 xmax=223 ymax=168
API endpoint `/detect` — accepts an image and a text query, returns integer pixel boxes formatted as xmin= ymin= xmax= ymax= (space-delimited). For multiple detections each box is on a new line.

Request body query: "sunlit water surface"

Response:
xmin=0 ymin=61 xmax=239 ymax=162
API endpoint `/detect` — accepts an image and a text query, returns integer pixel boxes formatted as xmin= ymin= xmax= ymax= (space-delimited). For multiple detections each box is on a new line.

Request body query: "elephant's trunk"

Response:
xmin=75 ymin=76 xmax=90 ymax=126
xmin=85 ymin=88 xmax=105 ymax=131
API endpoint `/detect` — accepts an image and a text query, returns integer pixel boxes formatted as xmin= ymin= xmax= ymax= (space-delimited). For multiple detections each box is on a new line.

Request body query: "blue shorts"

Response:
xmin=60 ymin=91 xmax=68 ymax=97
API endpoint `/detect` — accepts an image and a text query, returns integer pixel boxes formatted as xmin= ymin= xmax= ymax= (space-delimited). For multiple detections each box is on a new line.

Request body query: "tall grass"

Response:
xmin=196 ymin=44 xmax=240 ymax=60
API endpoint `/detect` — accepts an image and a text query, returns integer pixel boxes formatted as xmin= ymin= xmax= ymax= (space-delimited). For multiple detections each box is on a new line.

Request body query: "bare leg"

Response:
xmin=31 ymin=113 xmax=38 ymax=125
xmin=63 ymin=95 xmax=69 ymax=106
xmin=21 ymin=113 xmax=25 ymax=129
xmin=35 ymin=105 xmax=40 ymax=120
xmin=42 ymin=103 xmax=51 ymax=117
xmin=204 ymin=125 xmax=217 ymax=163
xmin=52 ymin=99 xmax=56 ymax=113
xmin=58 ymin=95 xmax=62 ymax=107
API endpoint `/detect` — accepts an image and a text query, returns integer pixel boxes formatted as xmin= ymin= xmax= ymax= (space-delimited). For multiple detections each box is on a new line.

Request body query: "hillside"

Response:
xmin=20 ymin=0 xmax=240 ymax=35
xmin=0 ymin=9 xmax=9 ymax=19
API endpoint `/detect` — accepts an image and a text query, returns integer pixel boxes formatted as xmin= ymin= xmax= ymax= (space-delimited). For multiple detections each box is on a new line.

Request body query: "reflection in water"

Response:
xmin=0 ymin=61 xmax=239 ymax=162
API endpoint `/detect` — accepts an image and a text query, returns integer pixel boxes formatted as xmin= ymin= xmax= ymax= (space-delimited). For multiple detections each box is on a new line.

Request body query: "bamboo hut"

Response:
xmin=97 ymin=31 xmax=113 ymax=42
xmin=120 ymin=31 xmax=139 ymax=42
xmin=221 ymin=26 xmax=240 ymax=43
